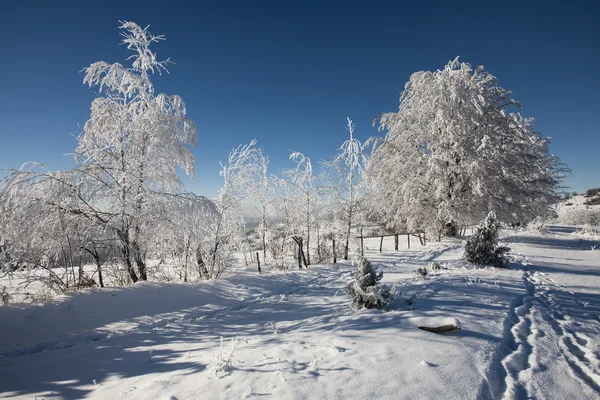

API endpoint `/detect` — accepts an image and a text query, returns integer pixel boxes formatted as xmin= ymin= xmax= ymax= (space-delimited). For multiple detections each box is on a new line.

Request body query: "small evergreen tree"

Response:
xmin=347 ymin=256 xmax=390 ymax=309
xmin=464 ymin=212 xmax=510 ymax=268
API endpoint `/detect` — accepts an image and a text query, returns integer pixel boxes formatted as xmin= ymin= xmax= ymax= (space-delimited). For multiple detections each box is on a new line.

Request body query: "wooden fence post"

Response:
xmin=333 ymin=238 xmax=337 ymax=264
xmin=256 ymin=252 xmax=261 ymax=274
xmin=360 ymin=228 xmax=364 ymax=256
xmin=394 ymin=234 xmax=399 ymax=251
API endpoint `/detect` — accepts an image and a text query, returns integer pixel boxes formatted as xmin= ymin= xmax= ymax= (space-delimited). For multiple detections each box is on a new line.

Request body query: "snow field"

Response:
xmin=0 ymin=226 xmax=599 ymax=399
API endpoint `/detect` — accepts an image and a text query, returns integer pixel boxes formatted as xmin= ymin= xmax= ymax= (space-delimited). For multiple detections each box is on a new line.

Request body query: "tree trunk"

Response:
xmin=96 ymin=257 xmax=104 ymax=288
xmin=183 ymin=239 xmax=190 ymax=283
xmin=124 ymin=247 xmax=138 ymax=283
xmin=78 ymin=248 xmax=84 ymax=284
xmin=211 ymin=240 xmax=219 ymax=271
xmin=292 ymin=236 xmax=307 ymax=269
xmin=196 ymin=247 xmax=209 ymax=280
xmin=344 ymin=219 xmax=351 ymax=260
xmin=261 ymin=215 xmax=267 ymax=261
xmin=333 ymin=238 xmax=337 ymax=264
xmin=360 ymin=228 xmax=364 ymax=256
xmin=119 ymin=230 xmax=139 ymax=283
xmin=132 ymin=240 xmax=147 ymax=281
xmin=136 ymin=256 xmax=147 ymax=281
xmin=84 ymin=246 xmax=104 ymax=288
xmin=316 ymin=226 xmax=321 ymax=263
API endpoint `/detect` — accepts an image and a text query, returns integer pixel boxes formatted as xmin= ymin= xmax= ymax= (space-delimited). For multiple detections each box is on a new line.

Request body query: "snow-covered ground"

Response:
xmin=0 ymin=226 xmax=599 ymax=399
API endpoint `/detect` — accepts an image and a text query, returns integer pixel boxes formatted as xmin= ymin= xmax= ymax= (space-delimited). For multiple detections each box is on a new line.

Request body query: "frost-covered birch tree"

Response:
xmin=323 ymin=118 xmax=368 ymax=259
xmin=1 ymin=21 xmax=199 ymax=289
xmin=75 ymin=21 xmax=197 ymax=281
xmin=207 ymin=140 xmax=262 ymax=278
xmin=285 ymin=152 xmax=321 ymax=266
xmin=367 ymin=57 xmax=566 ymax=235
xmin=269 ymin=176 xmax=296 ymax=269
xmin=247 ymin=150 xmax=272 ymax=260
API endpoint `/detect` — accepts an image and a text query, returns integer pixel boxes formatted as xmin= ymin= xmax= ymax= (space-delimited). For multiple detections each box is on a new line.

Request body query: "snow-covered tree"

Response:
xmin=150 ymin=193 xmax=219 ymax=281
xmin=323 ymin=118 xmax=368 ymax=259
xmin=207 ymin=140 xmax=262 ymax=278
xmin=347 ymin=256 xmax=391 ymax=309
xmin=367 ymin=57 xmax=567 ymax=235
xmin=269 ymin=176 xmax=297 ymax=269
xmin=0 ymin=167 xmax=104 ymax=292
xmin=284 ymin=152 xmax=320 ymax=266
xmin=75 ymin=21 xmax=197 ymax=281
xmin=464 ymin=211 xmax=510 ymax=268
xmin=247 ymin=150 xmax=272 ymax=261
xmin=0 ymin=21 xmax=199 ymax=291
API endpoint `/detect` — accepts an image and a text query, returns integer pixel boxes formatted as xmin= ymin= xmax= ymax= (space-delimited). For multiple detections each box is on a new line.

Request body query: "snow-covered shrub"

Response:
xmin=0 ymin=285 xmax=11 ymax=305
xmin=443 ymin=221 xmax=458 ymax=237
xmin=572 ymin=227 xmax=600 ymax=242
xmin=429 ymin=262 xmax=441 ymax=271
xmin=414 ymin=267 xmax=428 ymax=277
xmin=347 ymin=256 xmax=391 ymax=309
xmin=266 ymin=229 xmax=293 ymax=270
xmin=464 ymin=212 xmax=510 ymax=268
xmin=560 ymin=209 xmax=600 ymax=227
xmin=76 ymin=275 xmax=97 ymax=289
xmin=22 ymin=290 xmax=53 ymax=304
xmin=104 ymin=264 xmax=132 ymax=287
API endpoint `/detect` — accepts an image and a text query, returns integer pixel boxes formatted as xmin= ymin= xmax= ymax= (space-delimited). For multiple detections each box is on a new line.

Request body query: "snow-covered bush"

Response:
xmin=0 ymin=285 xmax=11 ymax=305
xmin=560 ymin=209 xmax=600 ymax=227
xmin=429 ymin=262 xmax=441 ymax=271
xmin=572 ymin=227 xmax=600 ymax=241
xmin=76 ymin=275 xmax=97 ymax=289
xmin=464 ymin=212 xmax=510 ymax=268
xmin=347 ymin=256 xmax=391 ymax=309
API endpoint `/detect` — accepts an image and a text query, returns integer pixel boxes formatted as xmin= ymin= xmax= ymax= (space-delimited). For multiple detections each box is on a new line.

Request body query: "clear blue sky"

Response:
xmin=0 ymin=0 xmax=598 ymax=197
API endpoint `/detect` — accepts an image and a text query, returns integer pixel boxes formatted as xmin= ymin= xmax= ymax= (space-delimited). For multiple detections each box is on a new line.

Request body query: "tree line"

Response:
xmin=0 ymin=22 xmax=566 ymax=298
